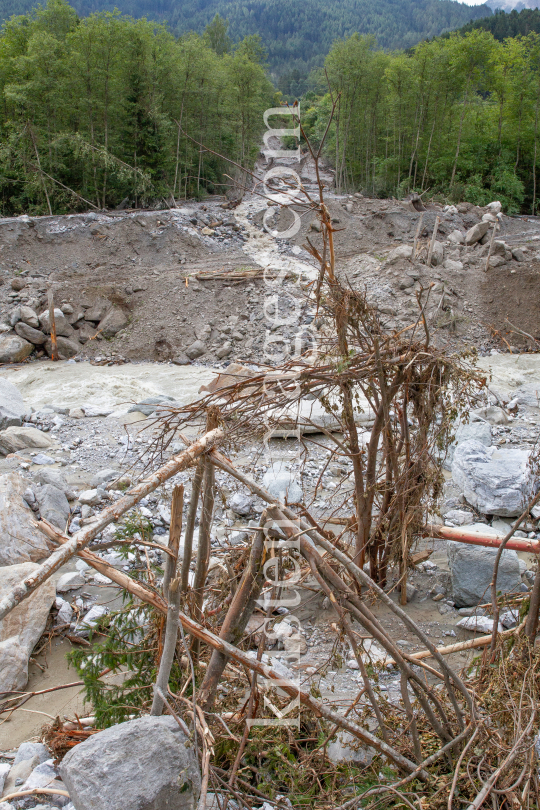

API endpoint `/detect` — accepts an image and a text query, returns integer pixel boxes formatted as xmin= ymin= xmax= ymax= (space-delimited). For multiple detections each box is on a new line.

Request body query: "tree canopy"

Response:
xmin=0 ymin=0 xmax=275 ymax=214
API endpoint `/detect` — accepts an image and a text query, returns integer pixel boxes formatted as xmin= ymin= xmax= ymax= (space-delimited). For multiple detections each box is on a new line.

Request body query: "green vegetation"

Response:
xmin=303 ymin=29 xmax=540 ymax=212
xmin=454 ymin=7 xmax=540 ymax=42
xmin=0 ymin=0 xmax=274 ymax=215
xmin=0 ymin=0 xmax=492 ymax=79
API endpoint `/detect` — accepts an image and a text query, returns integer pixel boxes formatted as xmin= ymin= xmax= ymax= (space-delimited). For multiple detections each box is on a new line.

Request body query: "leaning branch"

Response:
xmin=0 ymin=427 xmax=223 ymax=622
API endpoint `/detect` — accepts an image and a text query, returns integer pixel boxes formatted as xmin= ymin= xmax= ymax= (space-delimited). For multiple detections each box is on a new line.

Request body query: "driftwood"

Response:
xmin=35 ymin=517 xmax=422 ymax=776
xmin=0 ymin=427 xmax=223 ymax=623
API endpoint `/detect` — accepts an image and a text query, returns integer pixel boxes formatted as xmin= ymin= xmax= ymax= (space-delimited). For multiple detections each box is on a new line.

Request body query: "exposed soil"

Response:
xmin=2 ymin=154 xmax=540 ymax=366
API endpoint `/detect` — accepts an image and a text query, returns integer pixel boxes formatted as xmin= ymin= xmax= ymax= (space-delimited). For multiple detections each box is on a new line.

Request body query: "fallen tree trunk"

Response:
xmin=426 ymin=524 xmax=540 ymax=554
xmin=0 ymin=427 xmax=223 ymax=622
xmin=36 ymin=521 xmax=423 ymax=777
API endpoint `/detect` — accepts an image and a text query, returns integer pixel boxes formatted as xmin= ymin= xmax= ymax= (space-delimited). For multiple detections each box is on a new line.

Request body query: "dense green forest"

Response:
xmin=303 ymin=29 xmax=540 ymax=213
xmin=450 ymin=7 xmax=540 ymax=41
xmin=0 ymin=0 xmax=274 ymax=214
xmin=0 ymin=0 xmax=492 ymax=78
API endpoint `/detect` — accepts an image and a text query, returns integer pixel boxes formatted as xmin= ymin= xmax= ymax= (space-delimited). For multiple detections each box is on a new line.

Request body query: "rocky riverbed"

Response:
xmin=1 ymin=161 xmax=540 ymax=808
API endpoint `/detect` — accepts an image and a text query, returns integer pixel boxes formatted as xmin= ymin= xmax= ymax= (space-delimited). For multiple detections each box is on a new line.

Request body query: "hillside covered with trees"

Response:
xmin=303 ymin=29 xmax=540 ymax=213
xmin=0 ymin=0 xmax=274 ymax=215
xmin=0 ymin=0 xmax=492 ymax=78
xmin=451 ymin=6 xmax=540 ymax=40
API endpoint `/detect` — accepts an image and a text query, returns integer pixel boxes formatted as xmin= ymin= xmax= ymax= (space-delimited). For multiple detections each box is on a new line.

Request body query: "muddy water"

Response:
xmin=2 ymin=361 xmax=218 ymax=415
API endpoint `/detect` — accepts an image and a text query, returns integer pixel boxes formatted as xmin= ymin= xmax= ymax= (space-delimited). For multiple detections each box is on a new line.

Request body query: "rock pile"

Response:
xmin=0 ymin=299 xmax=129 ymax=363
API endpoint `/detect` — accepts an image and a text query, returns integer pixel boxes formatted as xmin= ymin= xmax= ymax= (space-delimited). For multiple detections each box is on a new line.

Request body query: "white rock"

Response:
xmin=448 ymin=540 xmax=521 ymax=607
xmin=327 ymin=731 xmax=374 ymax=765
xmin=452 ymin=440 xmax=536 ymax=516
xmin=56 ymin=599 xmax=73 ymax=625
xmin=79 ymin=489 xmax=101 ymax=505
xmin=447 ymin=230 xmax=465 ymax=244
xmin=457 ymin=616 xmax=502 ymax=633
xmin=443 ymin=259 xmax=464 ymax=272
xmin=0 ymin=763 xmax=10 ymax=794
xmin=75 ymin=604 xmax=108 ymax=636
xmin=158 ymin=504 xmax=171 ymax=524
xmin=486 ymin=201 xmax=502 ymax=214
xmin=56 ymin=571 xmax=85 ymax=592
xmin=465 ymin=221 xmax=490 ymax=245
xmin=0 ymin=473 xmax=51 ymax=565
xmin=0 ymin=562 xmax=56 ymax=693
xmin=385 ymin=245 xmax=413 ymax=264
xmin=0 ymin=426 xmax=52 ymax=456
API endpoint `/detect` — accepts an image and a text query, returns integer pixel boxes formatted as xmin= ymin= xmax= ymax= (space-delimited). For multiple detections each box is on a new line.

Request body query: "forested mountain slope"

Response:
xmin=453 ymin=7 xmax=540 ymax=39
xmin=0 ymin=0 xmax=492 ymax=75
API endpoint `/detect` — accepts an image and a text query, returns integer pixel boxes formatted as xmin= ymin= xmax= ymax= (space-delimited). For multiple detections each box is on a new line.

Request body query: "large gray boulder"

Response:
xmin=447 ymin=540 xmax=521 ymax=607
xmin=0 ymin=378 xmax=27 ymax=429
xmin=444 ymin=422 xmax=492 ymax=470
xmin=45 ymin=335 xmax=81 ymax=360
xmin=465 ymin=221 xmax=490 ymax=245
xmin=97 ymin=307 xmax=129 ymax=338
xmin=0 ymin=425 xmax=52 ymax=456
xmin=14 ymin=322 xmax=47 ymax=345
xmin=0 ymin=473 xmax=52 ymax=565
xmin=0 ymin=562 xmax=56 ymax=694
xmin=0 ymin=334 xmax=33 ymax=363
xmin=35 ymin=484 xmax=70 ymax=529
xmin=18 ymin=306 xmax=40 ymax=329
xmin=452 ymin=440 xmax=536 ymax=516
xmin=38 ymin=308 xmax=73 ymax=337
xmin=59 ymin=716 xmax=201 ymax=810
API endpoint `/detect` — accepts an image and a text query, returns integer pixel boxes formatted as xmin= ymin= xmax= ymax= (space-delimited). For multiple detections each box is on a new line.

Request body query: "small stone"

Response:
xmin=36 ymin=484 xmax=70 ymax=529
xmin=465 ymin=221 xmax=490 ymax=245
xmin=79 ymin=489 xmax=101 ymax=505
xmin=68 ymin=407 xmax=85 ymax=418
xmin=201 ymin=226 xmax=215 ymax=236
xmin=13 ymin=742 xmax=50 ymax=766
xmin=447 ymin=230 xmax=465 ymax=244
xmin=84 ymin=300 xmax=110 ymax=322
xmin=185 ymin=340 xmax=206 ymax=359
xmin=0 ymin=378 xmax=27 ymax=430
xmin=75 ymin=604 xmax=108 ymax=636
xmin=386 ymin=245 xmax=413 ymax=264
xmin=11 ymin=277 xmax=26 ymax=291
xmin=216 ymin=342 xmax=232 ymax=359
xmin=32 ymin=453 xmax=55 ymax=465
xmin=90 ymin=469 xmax=119 ymax=488
xmin=229 ymin=492 xmax=253 ymax=516
xmin=511 ymin=248 xmax=525 ymax=262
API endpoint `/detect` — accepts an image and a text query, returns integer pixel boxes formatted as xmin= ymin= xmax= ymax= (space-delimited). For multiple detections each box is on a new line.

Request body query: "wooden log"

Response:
xmin=384 ymin=620 xmax=526 ymax=665
xmin=38 ymin=520 xmax=423 ymax=777
xmin=48 ymin=290 xmax=58 ymax=361
xmin=163 ymin=484 xmax=183 ymax=600
xmin=0 ymin=427 xmax=223 ymax=622
xmin=426 ymin=215 xmax=440 ymax=267
xmin=426 ymin=523 xmax=540 ymax=554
